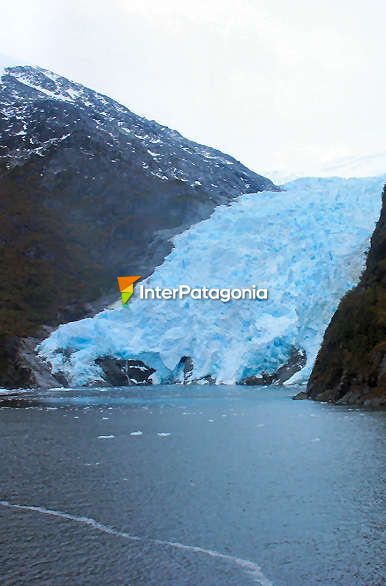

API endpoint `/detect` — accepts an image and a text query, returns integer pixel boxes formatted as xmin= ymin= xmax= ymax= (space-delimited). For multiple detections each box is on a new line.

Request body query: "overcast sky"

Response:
xmin=1 ymin=0 xmax=386 ymax=180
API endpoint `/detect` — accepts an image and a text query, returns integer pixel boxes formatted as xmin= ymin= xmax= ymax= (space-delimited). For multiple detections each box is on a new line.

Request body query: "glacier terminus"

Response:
xmin=38 ymin=175 xmax=386 ymax=387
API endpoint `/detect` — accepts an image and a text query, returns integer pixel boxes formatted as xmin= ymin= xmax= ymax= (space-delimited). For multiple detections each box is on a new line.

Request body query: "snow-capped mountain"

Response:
xmin=0 ymin=62 xmax=274 ymax=193
xmin=39 ymin=175 xmax=386 ymax=387
xmin=0 ymin=61 xmax=276 ymax=388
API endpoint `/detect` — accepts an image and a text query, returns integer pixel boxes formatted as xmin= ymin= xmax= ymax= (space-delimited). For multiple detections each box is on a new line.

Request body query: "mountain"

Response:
xmin=265 ymin=152 xmax=386 ymax=185
xmin=38 ymin=176 xmax=385 ymax=388
xmin=0 ymin=63 xmax=276 ymax=388
xmin=300 ymin=184 xmax=386 ymax=406
xmin=319 ymin=152 xmax=386 ymax=178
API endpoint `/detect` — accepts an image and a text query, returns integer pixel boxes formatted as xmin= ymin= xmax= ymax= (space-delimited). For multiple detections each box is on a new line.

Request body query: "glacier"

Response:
xmin=38 ymin=175 xmax=386 ymax=386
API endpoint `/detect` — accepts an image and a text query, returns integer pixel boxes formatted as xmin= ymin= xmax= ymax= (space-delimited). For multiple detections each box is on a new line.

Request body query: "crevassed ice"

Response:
xmin=38 ymin=175 xmax=386 ymax=386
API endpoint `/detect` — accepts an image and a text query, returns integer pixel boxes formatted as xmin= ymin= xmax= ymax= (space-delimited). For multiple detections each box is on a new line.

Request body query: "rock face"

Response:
xmin=302 ymin=184 xmax=386 ymax=406
xmin=0 ymin=63 xmax=275 ymax=388
xmin=95 ymin=357 xmax=155 ymax=386
xmin=241 ymin=348 xmax=306 ymax=385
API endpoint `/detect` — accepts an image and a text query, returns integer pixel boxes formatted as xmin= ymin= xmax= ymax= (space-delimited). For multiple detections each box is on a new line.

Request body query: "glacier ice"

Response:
xmin=38 ymin=175 xmax=386 ymax=386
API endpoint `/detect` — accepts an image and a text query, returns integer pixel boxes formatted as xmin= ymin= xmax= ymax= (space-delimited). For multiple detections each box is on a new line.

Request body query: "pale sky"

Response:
xmin=1 ymin=0 xmax=386 ymax=180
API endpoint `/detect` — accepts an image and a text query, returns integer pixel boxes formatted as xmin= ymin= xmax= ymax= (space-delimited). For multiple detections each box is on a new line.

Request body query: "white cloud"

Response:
xmin=1 ymin=0 xmax=385 ymax=179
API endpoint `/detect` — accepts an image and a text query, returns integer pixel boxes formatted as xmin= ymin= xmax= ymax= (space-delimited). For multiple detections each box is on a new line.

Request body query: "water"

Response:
xmin=0 ymin=385 xmax=384 ymax=585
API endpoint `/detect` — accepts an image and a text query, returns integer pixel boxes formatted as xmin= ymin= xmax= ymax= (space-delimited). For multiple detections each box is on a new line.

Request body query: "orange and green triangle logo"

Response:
xmin=117 ymin=276 xmax=141 ymax=305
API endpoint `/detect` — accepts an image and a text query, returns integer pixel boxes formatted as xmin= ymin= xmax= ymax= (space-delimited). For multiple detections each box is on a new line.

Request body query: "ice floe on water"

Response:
xmin=38 ymin=175 xmax=386 ymax=386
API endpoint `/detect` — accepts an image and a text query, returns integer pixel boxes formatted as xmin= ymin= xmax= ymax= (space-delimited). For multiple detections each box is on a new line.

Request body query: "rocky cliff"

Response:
xmin=0 ymin=63 xmax=275 ymax=388
xmin=302 ymin=184 xmax=386 ymax=406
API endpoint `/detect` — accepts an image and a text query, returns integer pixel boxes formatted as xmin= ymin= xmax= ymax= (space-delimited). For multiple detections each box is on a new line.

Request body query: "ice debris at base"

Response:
xmin=38 ymin=175 xmax=386 ymax=386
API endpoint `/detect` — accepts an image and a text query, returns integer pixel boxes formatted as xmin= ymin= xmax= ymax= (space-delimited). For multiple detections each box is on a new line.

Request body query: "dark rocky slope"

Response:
xmin=0 ymin=64 xmax=276 ymax=388
xmin=299 ymin=184 xmax=386 ymax=406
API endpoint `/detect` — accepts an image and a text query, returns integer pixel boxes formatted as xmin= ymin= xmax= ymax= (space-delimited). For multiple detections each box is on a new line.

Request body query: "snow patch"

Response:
xmin=147 ymin=149 xmax=161 ymax=158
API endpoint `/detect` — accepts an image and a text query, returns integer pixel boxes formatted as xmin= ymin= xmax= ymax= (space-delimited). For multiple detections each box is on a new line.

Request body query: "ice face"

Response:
xmin=38 ymin=175 xmax=386 ymax=386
